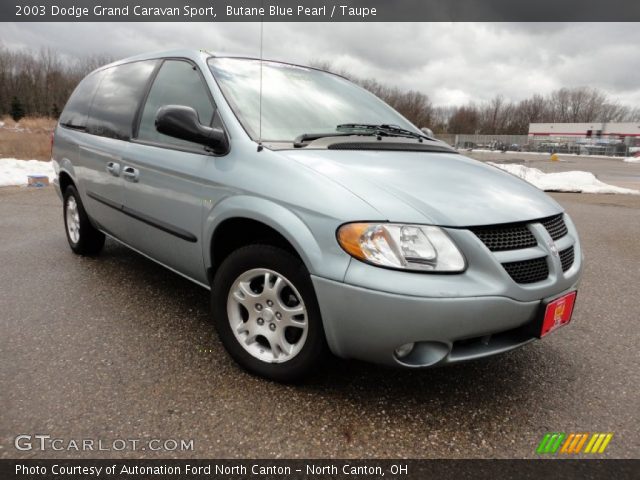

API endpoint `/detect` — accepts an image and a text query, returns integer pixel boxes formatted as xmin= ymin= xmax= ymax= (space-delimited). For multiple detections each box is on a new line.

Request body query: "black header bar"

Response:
xmin=1 ymin=459 xmax=639 ymax=480
xmin=2 ymin=0 xmax=640 ymax=22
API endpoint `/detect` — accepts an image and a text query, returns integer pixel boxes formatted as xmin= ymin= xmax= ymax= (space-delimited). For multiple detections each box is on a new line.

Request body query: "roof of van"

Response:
xmin=96 ymin=49 xmax=210 ymax=71
xmin=92 ymin=49 xmax=340 ymax=78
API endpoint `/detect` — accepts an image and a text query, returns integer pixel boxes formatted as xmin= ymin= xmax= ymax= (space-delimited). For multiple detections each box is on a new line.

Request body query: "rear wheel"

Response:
xmin=63 ymin=185 xmax=105 ymax=255
xmin=212 ymin=244 xmax=326 ymax=382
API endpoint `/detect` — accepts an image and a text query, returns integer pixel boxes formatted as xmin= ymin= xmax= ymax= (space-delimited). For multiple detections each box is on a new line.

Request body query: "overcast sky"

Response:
xmin=2 ymin=22 xmax=639 ymax=107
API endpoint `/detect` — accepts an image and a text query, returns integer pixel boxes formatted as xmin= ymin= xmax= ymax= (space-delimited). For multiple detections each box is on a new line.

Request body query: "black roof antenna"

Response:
xmin=257 ymin=8 xmax=264 ymax=152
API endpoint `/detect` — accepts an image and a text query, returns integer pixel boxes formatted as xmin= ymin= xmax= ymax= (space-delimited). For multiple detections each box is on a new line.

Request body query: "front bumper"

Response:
xmin=312 ymin=276 xmax=570 ymax=367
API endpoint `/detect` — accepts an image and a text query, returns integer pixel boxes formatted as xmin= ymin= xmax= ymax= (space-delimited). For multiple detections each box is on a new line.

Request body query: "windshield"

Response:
xmin=208 ymin=57 xmax=419 ymax=142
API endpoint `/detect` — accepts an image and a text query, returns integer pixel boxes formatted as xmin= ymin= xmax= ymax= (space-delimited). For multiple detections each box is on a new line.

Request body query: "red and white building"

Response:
xmin=528 ymin=122 xmax=640 ymax=139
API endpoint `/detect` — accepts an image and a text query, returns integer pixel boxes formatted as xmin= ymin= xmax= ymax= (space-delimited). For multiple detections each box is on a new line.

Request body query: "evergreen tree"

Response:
xmin=10 ymin=96 xmax=25 ymax=122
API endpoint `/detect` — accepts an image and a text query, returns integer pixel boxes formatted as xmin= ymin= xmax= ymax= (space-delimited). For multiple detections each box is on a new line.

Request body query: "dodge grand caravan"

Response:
xmin=52 ymin=50 xmax=583 ymax=381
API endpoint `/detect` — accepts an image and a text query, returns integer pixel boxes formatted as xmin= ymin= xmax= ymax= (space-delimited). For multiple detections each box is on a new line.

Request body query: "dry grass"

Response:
xmin=0 ymin=116 xmax=57 ymax=160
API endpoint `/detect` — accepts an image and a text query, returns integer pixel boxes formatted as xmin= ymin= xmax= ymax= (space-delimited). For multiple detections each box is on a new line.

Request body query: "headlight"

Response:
xmin=337 ymin=223 xmax=466 ymax=272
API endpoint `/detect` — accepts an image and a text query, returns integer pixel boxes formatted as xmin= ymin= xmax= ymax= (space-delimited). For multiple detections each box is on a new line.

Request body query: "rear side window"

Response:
xmin=59 ymin=72 xmax=103 ymax=129
xmin=86 ymin=60 xmax=158 ymax=140
xmin=137 ymin=60 xmax=215 ymax=150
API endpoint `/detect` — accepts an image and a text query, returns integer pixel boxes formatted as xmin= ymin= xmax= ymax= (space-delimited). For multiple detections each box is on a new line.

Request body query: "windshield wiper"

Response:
xmin=292 ymin=124 xmax=434 ymax=148
xmin=337 ymin=123 xmax=433 ymax=141
xmin=293 ymin=131 xmax=377 ymax=148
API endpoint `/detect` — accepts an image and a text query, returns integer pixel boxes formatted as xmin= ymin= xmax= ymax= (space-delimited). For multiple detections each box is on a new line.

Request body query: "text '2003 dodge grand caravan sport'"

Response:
xmin=52 ymin=50 xmax=583 ymax=382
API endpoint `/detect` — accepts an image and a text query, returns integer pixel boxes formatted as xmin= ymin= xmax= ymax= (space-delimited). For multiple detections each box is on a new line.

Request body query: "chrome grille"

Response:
xmin=541 ymin=214 xmax=568 ymax=240
xmin=502 ymin=257 xmax=549 ymax=284
xmin=559 ymin=246 xmax=575 ymax=272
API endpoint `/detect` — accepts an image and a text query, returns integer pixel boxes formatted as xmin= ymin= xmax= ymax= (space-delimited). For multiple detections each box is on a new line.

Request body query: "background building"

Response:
xmin=525 ymin=123 xmax=640 ymax=156
xmin=438 ymin=123 xmax=640 ymax=156
xmin=528 ymin=123 xmax=640 ymax=139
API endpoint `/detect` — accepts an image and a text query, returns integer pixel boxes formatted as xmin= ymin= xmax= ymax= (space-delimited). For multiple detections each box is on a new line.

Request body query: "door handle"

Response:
xmin=122 ymin=166 xmax=139 ymax=183
xmin=106 ymin=161 xmax=120 ymax=176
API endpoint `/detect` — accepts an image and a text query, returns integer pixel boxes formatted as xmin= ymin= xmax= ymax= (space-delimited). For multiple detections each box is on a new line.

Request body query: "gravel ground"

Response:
xmin=0 ymin=186 xmax=638 ymax=459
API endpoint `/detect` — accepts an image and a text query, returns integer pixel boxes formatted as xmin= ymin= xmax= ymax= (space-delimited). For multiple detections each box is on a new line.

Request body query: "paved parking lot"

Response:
xmin=1 ymin=186 xmax=638 ymax=459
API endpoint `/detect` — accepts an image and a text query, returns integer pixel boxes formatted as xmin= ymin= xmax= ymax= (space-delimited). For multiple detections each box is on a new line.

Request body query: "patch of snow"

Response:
xmin=489 ymin=162 xmax=639 ymax=195
xmin=0 ymin=158 xmax=56 ymax=187
xmin=623 ymin=157 xmax=640 ymax=164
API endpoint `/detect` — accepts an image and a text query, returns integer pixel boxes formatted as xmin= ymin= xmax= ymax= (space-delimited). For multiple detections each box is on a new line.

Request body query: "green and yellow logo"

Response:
xmin=536 ymin=432 xmax=613 ymax=454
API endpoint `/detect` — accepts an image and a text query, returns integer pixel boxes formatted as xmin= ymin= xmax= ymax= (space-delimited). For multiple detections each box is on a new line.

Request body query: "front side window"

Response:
xmin=208 ymin=57 xmax=418 ymax=142
xmin=86 ymin=60 xmax=158 ymax=140
xmin=137 ymin=60 xmax=215 ymax=150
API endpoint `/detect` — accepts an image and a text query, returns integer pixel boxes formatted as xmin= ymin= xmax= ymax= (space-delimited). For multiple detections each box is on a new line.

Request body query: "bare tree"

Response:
xmin=0 ymin=44 xmax=113 ymax=118
xmin=1 ymin=47 xmax=638 ymax=130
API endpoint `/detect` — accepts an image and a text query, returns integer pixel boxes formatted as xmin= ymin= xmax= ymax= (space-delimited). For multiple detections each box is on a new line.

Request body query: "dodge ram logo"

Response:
xmin=547 ymin=239 xmax=559 ymax=256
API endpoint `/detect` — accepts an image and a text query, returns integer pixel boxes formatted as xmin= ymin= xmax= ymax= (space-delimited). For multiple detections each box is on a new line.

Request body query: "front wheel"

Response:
xmin=63 ymin=185 xmax=105 ymax=255
xmin=212 ymin=245 xmax=326 ymax=382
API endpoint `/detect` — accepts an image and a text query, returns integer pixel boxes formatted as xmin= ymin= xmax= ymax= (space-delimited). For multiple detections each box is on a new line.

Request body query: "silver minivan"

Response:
xmin=53 ymin=49 xmax=582 ymax=381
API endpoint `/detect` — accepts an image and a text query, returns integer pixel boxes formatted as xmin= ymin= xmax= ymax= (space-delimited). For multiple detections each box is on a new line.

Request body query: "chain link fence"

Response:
xmin=435 ymin=134 xmax=640 ymax=157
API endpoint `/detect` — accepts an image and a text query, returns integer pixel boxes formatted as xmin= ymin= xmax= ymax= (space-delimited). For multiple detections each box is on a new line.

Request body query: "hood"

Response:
xmin=279 ymin=149 xmax=562 ymax=227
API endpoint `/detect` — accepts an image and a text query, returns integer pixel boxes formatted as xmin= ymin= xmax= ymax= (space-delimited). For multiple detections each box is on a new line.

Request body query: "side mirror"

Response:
xmin=155 ymin=105 xmax=228 ymax=154
xmin=420 ymin=127 xmax=434 ymax=138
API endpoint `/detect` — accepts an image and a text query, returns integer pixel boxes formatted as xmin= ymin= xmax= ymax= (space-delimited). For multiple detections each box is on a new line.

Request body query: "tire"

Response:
xmin=63 ymin=185 xmax=105 ymax=255
xmin=212 ymin=244 xmax=326 ymax=382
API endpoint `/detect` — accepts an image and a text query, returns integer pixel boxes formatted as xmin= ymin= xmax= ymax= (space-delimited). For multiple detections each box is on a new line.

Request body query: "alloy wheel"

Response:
xmin=227 ymin=268 xmax=308 ymax=363
xmin=65 ymin=196 xmax=81 ymax=244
